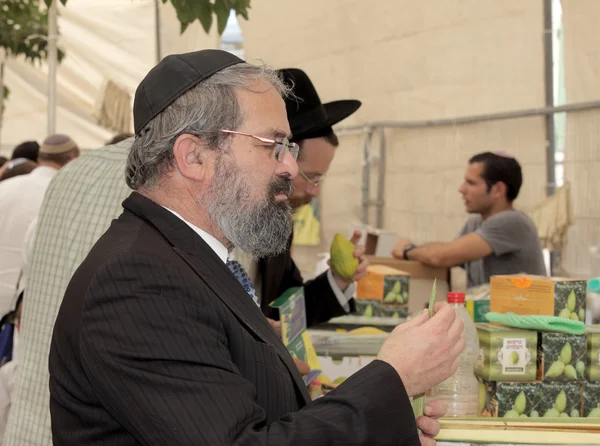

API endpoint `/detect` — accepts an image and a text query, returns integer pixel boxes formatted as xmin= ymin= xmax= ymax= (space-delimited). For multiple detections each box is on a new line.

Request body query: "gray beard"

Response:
xmin=204 ymin=155 xmax=293 ymax=259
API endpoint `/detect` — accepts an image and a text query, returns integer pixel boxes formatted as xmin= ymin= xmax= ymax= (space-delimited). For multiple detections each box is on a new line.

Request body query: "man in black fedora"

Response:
xmin=235 ymin=68 xmax=369 ymax=327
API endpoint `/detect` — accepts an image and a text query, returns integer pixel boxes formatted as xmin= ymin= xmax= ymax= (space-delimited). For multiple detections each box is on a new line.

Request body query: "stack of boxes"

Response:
xmin=475 ymin=274 xmax=600 ymax=418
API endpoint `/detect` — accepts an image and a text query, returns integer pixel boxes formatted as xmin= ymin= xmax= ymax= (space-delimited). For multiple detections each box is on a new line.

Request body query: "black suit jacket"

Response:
xmin=259 ymin=238 xmax=356 ymax=326
xmin=49 ymin=192 xmax=419 ymax=445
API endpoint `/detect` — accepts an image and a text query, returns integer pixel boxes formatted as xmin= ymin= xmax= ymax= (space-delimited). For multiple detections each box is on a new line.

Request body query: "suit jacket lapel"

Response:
xmin=123 ymin=192 xmax=311 ymax=405
xmin=259 ymin=234 xmax=294 ymax=315
xmin=259 ymin=253 xmax=285 ymax=317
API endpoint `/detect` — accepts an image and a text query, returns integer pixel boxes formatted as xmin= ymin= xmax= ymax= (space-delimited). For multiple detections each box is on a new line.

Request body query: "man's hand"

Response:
xmin=391 ymin=238 xmax=413 ymax=259
xmin=418 ymin=400 xmax=446 ymax=446
xmin=329 ymin=230 xmax=369 ymax=291
xmin=377 ymin=302 xmax=466 ymax=397
xmin=267 ymin=318 xmax=310 ymax=375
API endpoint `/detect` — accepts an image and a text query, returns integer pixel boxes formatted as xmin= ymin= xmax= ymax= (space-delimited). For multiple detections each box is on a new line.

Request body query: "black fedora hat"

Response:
xmin=279 ymin=68 xmax=361 ymax=142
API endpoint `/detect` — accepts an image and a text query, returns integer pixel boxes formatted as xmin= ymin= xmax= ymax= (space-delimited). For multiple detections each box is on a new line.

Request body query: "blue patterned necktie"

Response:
xmin=227 ymin=260 xmax=260 ymax=307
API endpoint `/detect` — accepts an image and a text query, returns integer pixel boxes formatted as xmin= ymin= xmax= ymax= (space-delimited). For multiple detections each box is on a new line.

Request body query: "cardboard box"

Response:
xmin=539 ymin=332 xmax=587 ymax=382
xmin=475 ymin=323 xmax=538 ymax=382
xmin=538 ymin=382 xmax=583 ymax=418
xmin=365 ymin=256 xmax=449 ymax=315
xmin=587 ymin=326 xmax=600 ymax=381
xmin=270 ymin=287 xmax=321 ymax=386
xmin=490 ymin=275 xmax=587 ymax=321
xmin=478 ymin=379 xmax=541 ymax=418
xmin=363 ymin=230 xmax=399 ymax=258
xmin=356 ymin=265 xmax=409 ymax=319
xmin=583 ymin=381 xmax=600 ymax=417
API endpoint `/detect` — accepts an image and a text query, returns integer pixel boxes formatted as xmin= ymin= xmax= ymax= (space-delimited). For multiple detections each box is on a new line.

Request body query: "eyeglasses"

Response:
xmin=220 ymin=129 xmax=299 ymax=162
xmin=298 ymin=166 xmax=325 ymax=189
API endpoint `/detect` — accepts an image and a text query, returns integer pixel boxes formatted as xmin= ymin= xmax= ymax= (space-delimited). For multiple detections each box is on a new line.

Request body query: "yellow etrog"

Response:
xmin=330 ymin=233 xmax=358 ymax=280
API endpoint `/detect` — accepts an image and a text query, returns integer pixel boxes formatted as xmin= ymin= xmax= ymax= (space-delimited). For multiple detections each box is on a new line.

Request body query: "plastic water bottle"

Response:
xmin=430 ymin=292 xmax=480 ymax=416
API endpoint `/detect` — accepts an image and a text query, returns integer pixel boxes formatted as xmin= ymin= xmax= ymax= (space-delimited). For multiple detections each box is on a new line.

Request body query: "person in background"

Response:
xmin=2 ymin=138 xmax=133 ymax=446
xmin=235 ymin=68 xmax=366 ymax=327
xmin=10 ymin=141 xmax=39 ymax=163
xmin=0 ymin=134 xmax=79 ymax=316
xmin=392 ymin=151 xmax=546 ymax=288
xmin=0 ymin=159 xmax=38 ymax=182
xmin=48 ymin=49 xmax=460 ymax=446
xmin=106 ymin=132 xmax=134 ymax=145
xmin=0 ymin=294 xmax=22 ymax=442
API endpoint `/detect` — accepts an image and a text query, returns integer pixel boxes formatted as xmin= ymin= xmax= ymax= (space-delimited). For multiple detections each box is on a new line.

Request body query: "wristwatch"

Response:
xmin=403 ymin=243 xmax=416 ymax=260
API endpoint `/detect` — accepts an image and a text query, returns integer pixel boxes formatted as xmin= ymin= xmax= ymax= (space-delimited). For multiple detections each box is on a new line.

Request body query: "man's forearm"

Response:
xmin=405 ymin=242 xmax=454 ymax=268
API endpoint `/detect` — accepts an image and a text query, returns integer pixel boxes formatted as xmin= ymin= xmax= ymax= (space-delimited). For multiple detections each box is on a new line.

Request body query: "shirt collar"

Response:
xmin=161 ymin=206 xmax=228 ymax=264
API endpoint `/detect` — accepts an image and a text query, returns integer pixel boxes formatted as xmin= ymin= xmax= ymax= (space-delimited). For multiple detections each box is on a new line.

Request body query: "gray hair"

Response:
xmin=125 ymin=63 xmax=290 ymax=190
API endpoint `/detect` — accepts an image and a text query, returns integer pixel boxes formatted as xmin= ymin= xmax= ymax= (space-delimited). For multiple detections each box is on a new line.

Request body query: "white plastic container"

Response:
xmin=430 ymin=292 xmax=480 ymax=416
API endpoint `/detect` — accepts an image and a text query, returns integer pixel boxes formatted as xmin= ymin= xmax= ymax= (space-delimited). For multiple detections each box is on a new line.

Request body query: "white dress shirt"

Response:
xmin=0 ymin=166 xmax=57 ymax=316
xmin=161 ymin=207 xmax=228 ymax=264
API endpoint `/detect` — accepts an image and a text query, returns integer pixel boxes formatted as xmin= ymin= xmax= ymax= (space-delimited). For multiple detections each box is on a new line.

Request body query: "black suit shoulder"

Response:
xmin=50 ymin=199 xmax=419 ymax=445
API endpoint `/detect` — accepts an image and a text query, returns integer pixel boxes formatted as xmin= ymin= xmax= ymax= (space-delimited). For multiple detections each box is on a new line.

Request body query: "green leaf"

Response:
xmin=214 ymin=0 xmax=232 ymax=35
xmin=1 ymin=0 xmax=65 ymax=64
xmin=233 ymin=0 xmax=251 ymax=20
xmin=43 ymin=0 xmax=67 ymax=7
xmin=195 ymin=0 xmax=214 ymax=34
xmin=180 ymin=21 xmax=190 ymax=34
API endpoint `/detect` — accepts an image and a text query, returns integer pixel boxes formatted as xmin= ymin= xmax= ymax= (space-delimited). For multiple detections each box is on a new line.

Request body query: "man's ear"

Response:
xmin=172 ymin=133 xmax=208 ymax=182
xmin=491 ymin=181 xmax=507 ymax=199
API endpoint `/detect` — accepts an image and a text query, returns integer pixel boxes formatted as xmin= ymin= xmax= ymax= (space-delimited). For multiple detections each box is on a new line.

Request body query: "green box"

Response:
xmin=538 ymin=382 xmax=583 ymax=418
xmin=466 ymin=300 xmax=490 ymax=323
xmin=583 ymin=381 xmax=600 ymax=418
xmin=475 ymin=324 xmax=538 ymax=382
xmin=587 ymin=326 xmax=600 ymax=381
xmin=540 ymin=333 xmax=587 ymax=382
xmin=478 ymin=379 xmax=541 ymax=418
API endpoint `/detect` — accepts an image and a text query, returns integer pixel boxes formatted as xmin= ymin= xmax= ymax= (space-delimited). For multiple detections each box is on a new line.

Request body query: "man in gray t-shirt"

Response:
xmin=458 ymin=210 xmax=546 ymax=288
xmin=392 ymin=151 xmax=546 ymax=288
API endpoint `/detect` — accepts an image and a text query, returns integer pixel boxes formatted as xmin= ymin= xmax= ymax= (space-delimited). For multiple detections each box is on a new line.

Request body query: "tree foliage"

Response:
xmin=162 ymin=0 xmax=251 ymax=35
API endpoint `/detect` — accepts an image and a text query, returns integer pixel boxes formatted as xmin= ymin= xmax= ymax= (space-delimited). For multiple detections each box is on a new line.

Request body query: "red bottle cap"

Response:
xmin=447 ymin=292 xmax=466 ymax=304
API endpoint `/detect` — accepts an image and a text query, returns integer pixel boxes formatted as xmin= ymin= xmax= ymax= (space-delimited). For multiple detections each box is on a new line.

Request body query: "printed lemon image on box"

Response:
xmin=587 ymin=326 xmax=600 ymax=381
xmin=478 ymin=380 xmax=541 ymax=418
xmin=583 ymin=381 xmax=600 ymax=417
xmin=475 ymin=323 xmax=538 ymax=382
xmin=538 ymin=382 xmax=583 ymax=418
xmin=490 ymin=275 xmax=587 ymax=320
xmin=540 ymin=333 xmax=586 ymax=382
xmin=356 ymin=265 xmax=409 ymax=319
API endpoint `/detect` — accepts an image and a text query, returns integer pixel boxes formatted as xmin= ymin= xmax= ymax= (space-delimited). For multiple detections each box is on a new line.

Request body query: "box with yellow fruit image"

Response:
xmin=270 ymin=287 xmax=322 ymax=387
xmin=539 ymin=332 xmax=587 ymax=382
xmin=477 ymin=379 xmax=542 ymax=418
xmin=356 ymin=265 xmax=410 ymax=319
xmin=474 ymin=323 xmax=539 ymax=382
xmin=583 ymin=381 xmax=600 ymax=418
xmin=490 ymin=275 xmax=587 ymax=321
xmin=586 ymin=326 xmax=600 ymax=381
